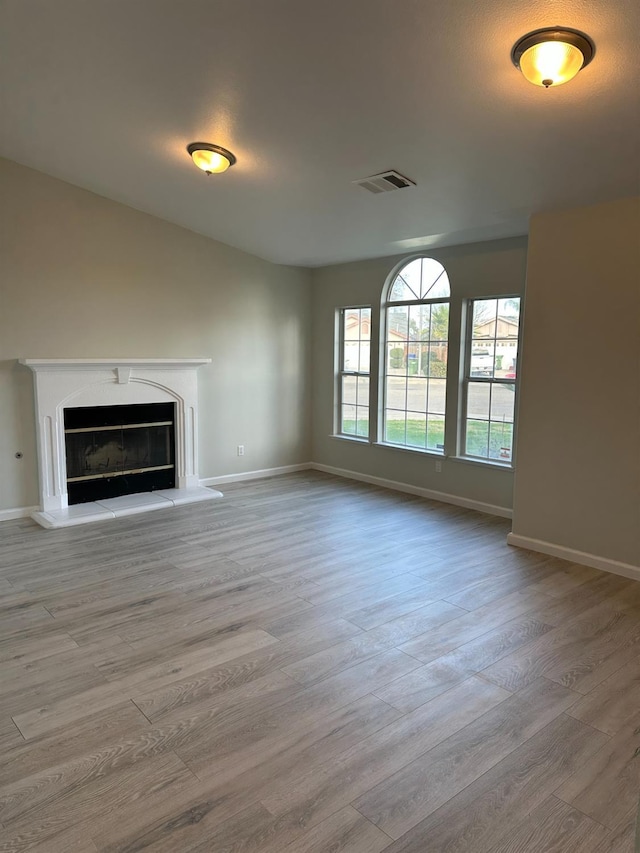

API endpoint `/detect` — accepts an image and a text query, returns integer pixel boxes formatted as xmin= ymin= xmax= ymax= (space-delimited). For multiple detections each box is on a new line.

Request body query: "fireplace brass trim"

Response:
xmin=65 ymin=420 xmax=173 ymax=434
xmin=67 ymin=463 xmax=175 ymax=483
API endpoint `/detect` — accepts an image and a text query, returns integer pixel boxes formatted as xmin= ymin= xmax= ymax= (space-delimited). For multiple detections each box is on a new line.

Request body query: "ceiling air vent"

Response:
xmin=353 ymin=170 xmax=416 ymax=194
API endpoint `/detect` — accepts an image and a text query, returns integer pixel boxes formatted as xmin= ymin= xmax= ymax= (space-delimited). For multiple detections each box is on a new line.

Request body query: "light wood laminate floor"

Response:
xmin=1 ymin=471 xmax=638 ymax=852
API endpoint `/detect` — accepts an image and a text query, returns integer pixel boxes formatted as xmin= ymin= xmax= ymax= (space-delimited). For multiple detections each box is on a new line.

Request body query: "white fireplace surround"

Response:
xmin=20 ymin=358 xmax=222 ymax=528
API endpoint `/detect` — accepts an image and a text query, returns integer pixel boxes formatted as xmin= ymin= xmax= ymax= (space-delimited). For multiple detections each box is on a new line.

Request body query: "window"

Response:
xmin=333 ymin=259 xmax=522 ymax=469
xmin=338 ymin=307 xmax=371 ymax=438
xmin=463 ymin=297 xmax=521 ymax=462
xmin=383 ymin=258 xmax=450 ymax=452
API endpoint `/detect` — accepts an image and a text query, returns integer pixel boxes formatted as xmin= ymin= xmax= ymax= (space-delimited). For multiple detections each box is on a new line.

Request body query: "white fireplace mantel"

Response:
xmin=22 ymin=358 xmax=212 ymax=371
xmin=20 ymin=358 xmax=222 ymax=528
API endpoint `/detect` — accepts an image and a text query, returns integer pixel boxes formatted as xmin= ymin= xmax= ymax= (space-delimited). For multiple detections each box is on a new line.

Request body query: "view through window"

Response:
xmin=384 ymin=258 xmax=450 ymax=452
xmin=463 ymin=297 xmax=521 ymax=461
xmin=339 ymin=307 xmax=371 ymax=438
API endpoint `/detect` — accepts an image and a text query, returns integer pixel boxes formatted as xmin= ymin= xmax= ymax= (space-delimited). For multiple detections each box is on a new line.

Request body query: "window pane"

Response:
xmin=385 ymin=410 xmax=407 ymax=444
xmin=344 ymin=341 xmax=359 ymax=371
xmin=359 ymin=340 xmax=371 ymax=373
xmin=400 ymin=259 xmax=423 ymax=296
xmin=421 ymin=259 xmax=450 ymax=299
xmin=360 ymin=308 xmax=371 ymax=339
xmin=357 ymin=375 xmax=370 ymax=407
xmin=405 ymin=413 xmax=427 ymax=448
xmin=466 ymin=419 xmax=489 ymax=458
xmin=356 ymin=407 xmax=369 ymax=437
xmin=390 ymin=278 xmax=414 ymax=301
xmin=341 ymin=404 xmax=356 ymax=435
xmin=494 ymin=340 xmax=518 ymax=376
xmin=473 ymin=299 xmax=498 ymax=339
xmin=470 ymin=342 xmax=495 ymax=378
xmin=387 ymin=343 xmax=406 ymax=374
xmin=427 ymin=378 xmax=446 ymax=415
xmin=388 ymin=305 xmax=408 ymax=376
xmin=406 ymin=376 xmax=427 ymax=410
xmin=490 ymin=384 xmax=515 ymax=422
xmin=489 ymin=421 xmax=514 ymax=461
xmin=406 ymin=340 xmax=420 ymax=376
xmin=342 ymin=375 xmax=357 ymax=406
xmin=427 ymin=304 xmax=449 ymax=342
xmin=343 ymin=311 xmax=360 ymax=341
xmin=467 ymin=382 xmax=490 ymax=420
xmin=425 ymin=344 xmax=448 ymax=377
xmin=427 ymin=415 xmax=445 ymax=451
xmin=388 ymin=305 xmax=409 ymax=333
xmin=496 ymin=341 xmax=518 ymax=379
xmin=390 ymin=266 xmax=420 ymax=301
xmin=498 ymin=297 xmax=520 ymax=330
xmin=386 ymin=375 xmax=407 ymax=412
xmin=409 ymin=304 xmax=429 ymax=355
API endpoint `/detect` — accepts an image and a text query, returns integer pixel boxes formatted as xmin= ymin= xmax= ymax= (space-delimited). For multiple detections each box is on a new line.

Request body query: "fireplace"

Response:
xmin=21 ymin=358 xmax=222 ymax=528
xmin=64 ymin=402 xmax=176 ymax=504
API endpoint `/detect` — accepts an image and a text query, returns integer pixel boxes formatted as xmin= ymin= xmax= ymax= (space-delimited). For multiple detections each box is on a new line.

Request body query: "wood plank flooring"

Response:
xmin=1 ymin=471 xmax=638 ymax=852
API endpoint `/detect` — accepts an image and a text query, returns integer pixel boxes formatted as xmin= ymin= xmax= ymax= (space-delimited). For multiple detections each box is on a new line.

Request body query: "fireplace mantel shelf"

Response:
xmin=21 ymin=358 xmax=211 ymax=372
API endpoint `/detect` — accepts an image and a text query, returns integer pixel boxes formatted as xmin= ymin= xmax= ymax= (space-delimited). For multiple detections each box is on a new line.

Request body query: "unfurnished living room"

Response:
xmin=1 ymin=1 xmax=639 ymax=851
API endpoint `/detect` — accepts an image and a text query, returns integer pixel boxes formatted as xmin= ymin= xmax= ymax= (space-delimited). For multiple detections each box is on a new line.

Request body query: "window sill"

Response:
xmin=451 ymin=455 xmax=514 ymax=471
xmin=373 ymin=442 xmax=444 ymax=458
xmin=329 ymin=438 xmax=514 ymax=470
xmin=330 ymin=434 xmax=371 ymax=445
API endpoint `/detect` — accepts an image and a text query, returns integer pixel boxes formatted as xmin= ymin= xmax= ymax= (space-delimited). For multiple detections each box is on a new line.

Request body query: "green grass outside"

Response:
xmin=342 ymin=418 xmax=513 ymax=460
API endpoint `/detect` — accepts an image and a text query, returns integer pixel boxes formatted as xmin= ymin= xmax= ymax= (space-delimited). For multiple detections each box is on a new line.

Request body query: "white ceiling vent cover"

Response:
xmin=353 ymin=170 xmax=416 ymax=194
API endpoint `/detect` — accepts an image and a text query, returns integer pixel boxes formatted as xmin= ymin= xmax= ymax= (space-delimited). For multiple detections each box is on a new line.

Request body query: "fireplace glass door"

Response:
xmin=64 ymin=403 xmax=176 ymax=504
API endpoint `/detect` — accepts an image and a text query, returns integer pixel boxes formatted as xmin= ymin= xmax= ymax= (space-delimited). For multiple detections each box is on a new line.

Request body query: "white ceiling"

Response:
xmin=1 ymin=0 xmax=638 ymax=266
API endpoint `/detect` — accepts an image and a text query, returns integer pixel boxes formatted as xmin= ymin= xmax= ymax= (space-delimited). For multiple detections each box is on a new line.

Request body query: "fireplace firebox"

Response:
xmin=64 ymin=402 xmax=176 ymax=504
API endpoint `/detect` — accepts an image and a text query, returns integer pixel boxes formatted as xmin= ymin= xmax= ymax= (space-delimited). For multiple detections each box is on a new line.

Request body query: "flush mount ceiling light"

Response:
xmin=187 ymin=142 xmax=236 ymax=174
xmin=511 ymin=27 xmax=595 ymax=88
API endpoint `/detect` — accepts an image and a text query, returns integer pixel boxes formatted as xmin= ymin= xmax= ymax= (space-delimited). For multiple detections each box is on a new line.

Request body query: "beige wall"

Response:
xmin=0 ymin=158 xmax=312 ymax=511
xmin=310 ymin=238 xmax=528 ymax=512
xmin=512 ymin=197 xmax=640 ymax=567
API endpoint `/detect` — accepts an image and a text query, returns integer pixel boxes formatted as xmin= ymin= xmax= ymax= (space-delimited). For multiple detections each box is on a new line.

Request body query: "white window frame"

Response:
xmin=460 ymin=296 xmax=522 ymax=465
xmin=336 ymin=306 xmax=371 ymax=440
xmin=381 ymin=259 xmax=451 ymax=455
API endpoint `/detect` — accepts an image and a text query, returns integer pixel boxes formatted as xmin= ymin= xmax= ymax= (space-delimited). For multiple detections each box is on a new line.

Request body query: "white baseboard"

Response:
xmin=0 ymin=505 xmax=39 ymax=522
xmin=200 ymin=463 xmax=311 ymax=487
xmin=507 ymin=533 xmax=640 ymax=582
xmin=0 ymin=463 xmax=512 ymax=522
xmin=309 ymin=462 xmax=512 ymax=519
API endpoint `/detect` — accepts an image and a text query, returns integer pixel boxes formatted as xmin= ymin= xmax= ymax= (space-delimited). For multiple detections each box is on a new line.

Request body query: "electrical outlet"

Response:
xmin=237 ymin=445 xmax=245 ymax=456
xmin=435 ymin=460 xmax=442 ymax=473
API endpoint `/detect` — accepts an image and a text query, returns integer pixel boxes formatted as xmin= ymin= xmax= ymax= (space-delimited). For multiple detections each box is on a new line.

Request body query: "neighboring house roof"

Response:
xmin=388 ymin=328 xmax=406 ymax=342
xmin=346 ymin=312 xmax=406 ymax=342
xmin=475 ymin=314 xmax=519 ymax=337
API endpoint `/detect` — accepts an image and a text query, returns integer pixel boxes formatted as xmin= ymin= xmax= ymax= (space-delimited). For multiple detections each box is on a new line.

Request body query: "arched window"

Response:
xmin=383 ymin=257 xmax=450 ymax=452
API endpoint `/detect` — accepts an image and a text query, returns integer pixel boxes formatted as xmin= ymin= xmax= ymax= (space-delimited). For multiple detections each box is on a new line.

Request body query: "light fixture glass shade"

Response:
xmin=187 ymin=143 xmax=236 ymax=174
xmin=511 ymin=28 xmax=594 ymax=88
xmin=519 ymin=41 xmax=584 ymax=87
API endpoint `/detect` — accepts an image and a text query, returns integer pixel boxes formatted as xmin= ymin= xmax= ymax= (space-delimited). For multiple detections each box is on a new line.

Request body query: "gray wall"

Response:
xmin=512 ymin=197 xmax=640 ymax=567
xmin=0 ymin=158 xmax=312 ymax=511
xmin=310 ymin=237 xmax=528 ymax=513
